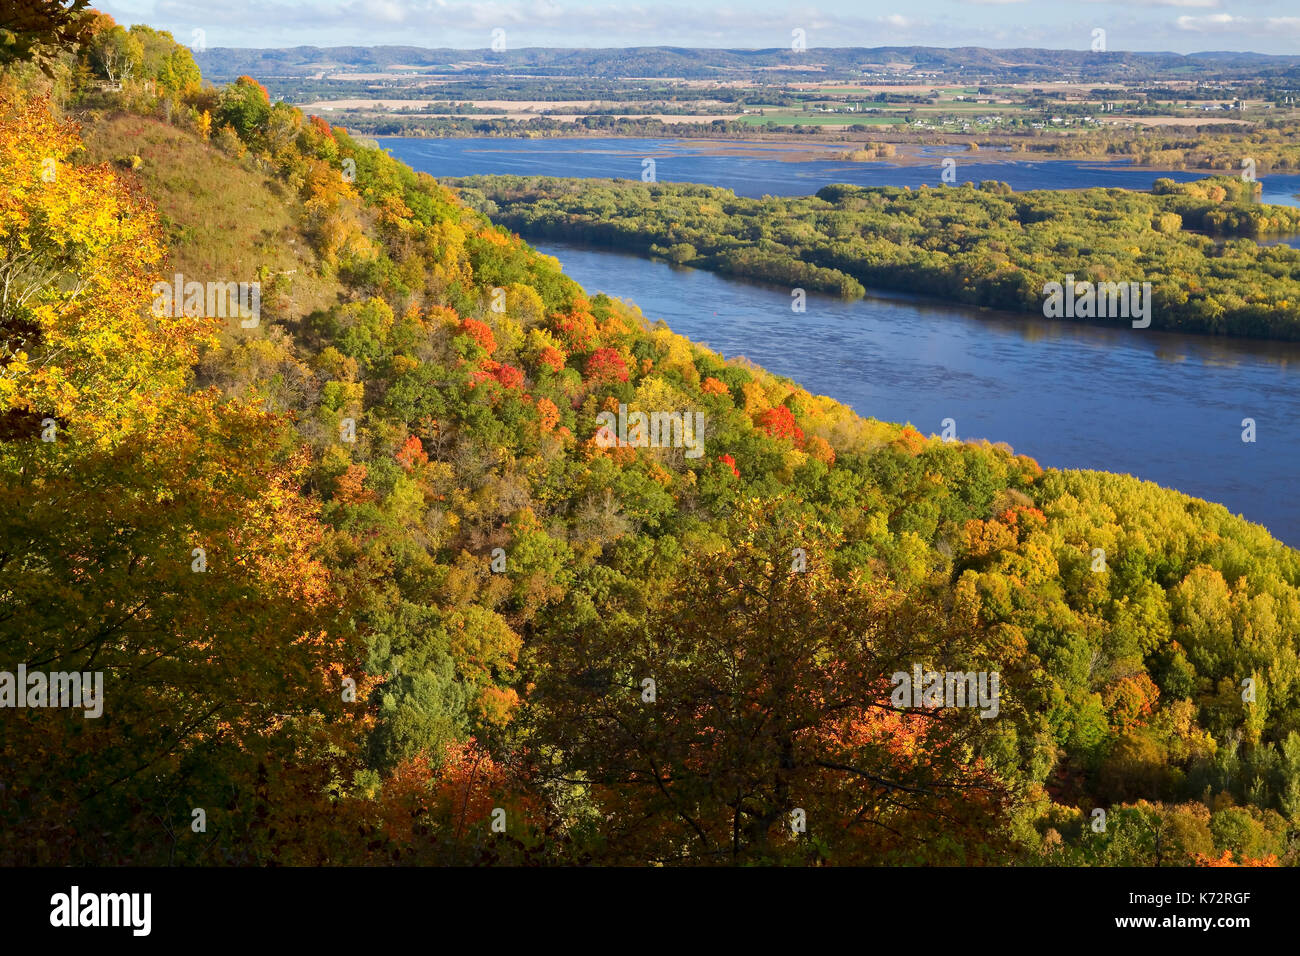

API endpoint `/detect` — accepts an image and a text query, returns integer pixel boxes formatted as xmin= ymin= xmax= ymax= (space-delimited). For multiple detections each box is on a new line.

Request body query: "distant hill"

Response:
xmin=194 ymin=44 xmax=1300 ymax=82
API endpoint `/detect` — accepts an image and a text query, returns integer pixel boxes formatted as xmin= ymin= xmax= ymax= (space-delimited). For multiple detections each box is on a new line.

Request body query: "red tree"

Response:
xmin=756 ymin=405 xmax=804 ymax=446
xmin=585 ymin=347 xmax=629 ymax=384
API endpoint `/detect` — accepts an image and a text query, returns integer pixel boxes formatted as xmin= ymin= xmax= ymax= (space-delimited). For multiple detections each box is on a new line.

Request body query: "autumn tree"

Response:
xmin=524 ymin=499 xmax=1017 ymax=865
xmin=0 ymin=0 xmax=94 ymax=76
xmin=0 ymin=95 xmax=369 ymax=865
xmin=87 ymin=21 xmax=141 ymax=86
xmin=0 ymin=92 xmax=183 ymax=442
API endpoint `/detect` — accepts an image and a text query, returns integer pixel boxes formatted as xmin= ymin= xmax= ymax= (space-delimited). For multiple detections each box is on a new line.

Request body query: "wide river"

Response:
xmin=384 ymin=136 xmax=1300 ymax=205
xmin=383 ymin=137 xmax=1300 ymax=545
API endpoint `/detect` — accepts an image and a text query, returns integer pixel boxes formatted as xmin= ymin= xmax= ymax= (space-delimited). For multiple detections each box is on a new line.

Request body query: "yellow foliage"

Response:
xmin=741 ymin=380 xmax=771 ymax=415
xmin=1 ymin=93 xmax=192 ymax=446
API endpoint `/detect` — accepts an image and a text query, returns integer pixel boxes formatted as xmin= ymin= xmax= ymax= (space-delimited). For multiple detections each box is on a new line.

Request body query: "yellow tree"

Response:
xmin=1 ymin=92 xmax=194 ymax=445
xmin=0 ymin=93 xmax=371 ymax=864
xmin=0 ymin=0 xmax=95 ymax=77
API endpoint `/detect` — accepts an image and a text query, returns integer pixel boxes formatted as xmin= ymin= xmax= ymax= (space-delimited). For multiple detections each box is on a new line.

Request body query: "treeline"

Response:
xmin=454 ymin=174 xmax=1300 ymax=339
xmin=5 ymin=12 xmax=1300 ymax=867
xmin=190 ymin=43 xmax=1300 ymax=83
xmin=337 ymin=112 xmax=754 ymax=139
xmin=1018 ymin=120 xmax=1300 ymax=173
xmin=275 ymin=78 xmax=720 ymax=105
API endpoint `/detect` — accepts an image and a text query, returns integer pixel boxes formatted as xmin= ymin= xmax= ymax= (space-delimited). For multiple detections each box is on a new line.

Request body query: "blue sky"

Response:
xmin=94 ymin=0 xmax=1300 ymax=54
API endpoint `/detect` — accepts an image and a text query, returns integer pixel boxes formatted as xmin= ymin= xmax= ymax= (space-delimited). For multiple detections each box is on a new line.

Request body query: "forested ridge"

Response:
xmin=4 ymin=13 xmax=1300 ymax=866
xmin=190 ymin=44 xmax=1300 ymax=82
xmin=453 ymin=174 xmax=1300 ymax=339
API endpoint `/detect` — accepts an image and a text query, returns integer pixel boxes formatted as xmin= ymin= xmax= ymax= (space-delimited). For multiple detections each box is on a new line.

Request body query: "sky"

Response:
xmin=93 ymin=0 xmax=1300 ymax=54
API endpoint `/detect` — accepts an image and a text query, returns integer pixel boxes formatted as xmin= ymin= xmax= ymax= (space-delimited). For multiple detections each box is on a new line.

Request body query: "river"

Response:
xmin=383 ymin=136 xmax=1300 ymax=206
xmin=533 ymin=240 xmax=1300 ymax=545
xmin=382 ymin=137 xmax=1300 ymax=545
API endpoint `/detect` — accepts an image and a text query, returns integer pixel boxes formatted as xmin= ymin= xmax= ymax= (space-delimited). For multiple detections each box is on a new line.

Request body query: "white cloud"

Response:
xmin=94 ymin=0 xmax=1300 ymax=52
xmin=1176 ymin=13 xmax=1300 ymax=34
xmin=103 ymin=1 xmax=951 ymax=47
xmin=1087 ymin=0 xmax=1220 ymax=7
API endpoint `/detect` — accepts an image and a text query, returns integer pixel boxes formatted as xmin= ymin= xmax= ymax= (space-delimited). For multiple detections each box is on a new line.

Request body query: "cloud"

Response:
xmin=102 ymin=1 xmax=951 ymax=48
xmin=1176 ymin=13 xmax=1300 ymax=34
xmin=1176 ymin=13 xmax=1239 ymax=29
xmin=1085 ymin=0 xmax=1219 ymax=7
xmin=93 ymin=0 xmax=1299 ymax=52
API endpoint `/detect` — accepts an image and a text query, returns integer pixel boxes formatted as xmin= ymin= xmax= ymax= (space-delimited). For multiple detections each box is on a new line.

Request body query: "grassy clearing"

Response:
xmin=79 ymin=113 xmax=345 ymax=319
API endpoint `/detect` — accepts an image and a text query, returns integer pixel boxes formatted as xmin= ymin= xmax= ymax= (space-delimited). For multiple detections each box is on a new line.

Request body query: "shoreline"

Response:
xmin=522 ymin=233 xmax=1300 ymax=349
xmin=375 ymin=131 xmax=1258 ymax=174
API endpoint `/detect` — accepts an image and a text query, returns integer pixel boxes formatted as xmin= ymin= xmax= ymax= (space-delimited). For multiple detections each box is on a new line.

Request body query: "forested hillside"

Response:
xmin=3 ymin=14 xmax=1300 ymax=866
